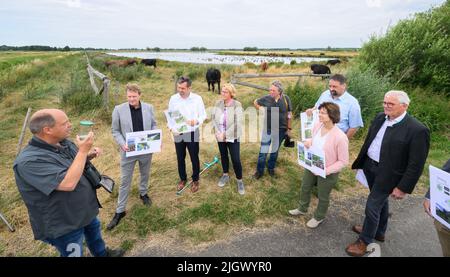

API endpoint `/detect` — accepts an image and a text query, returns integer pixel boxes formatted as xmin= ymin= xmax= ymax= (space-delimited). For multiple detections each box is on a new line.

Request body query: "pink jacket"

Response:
xmin=308 ymin=122 xmax=349 ymax=175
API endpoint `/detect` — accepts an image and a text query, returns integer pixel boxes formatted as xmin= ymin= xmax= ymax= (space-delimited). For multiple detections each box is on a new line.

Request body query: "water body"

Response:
xmin=107 ymin=51 xmax=329 ymax=65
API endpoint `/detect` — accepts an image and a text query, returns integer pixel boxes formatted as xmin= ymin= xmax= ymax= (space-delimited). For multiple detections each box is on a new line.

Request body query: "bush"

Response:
xmin=358 ymin=1 xmax=450 ymax=94
xmin=285 ymin=80 xmax=325 ymax=116
xmin=61 ymin=70 xmax=103 ymax=114
xmin=290 ymin=60 xmax=297 ymax=65
xmin=346 ymin=65 xmax=392 ymax=127
xmin=407 ymin=86 xmax=450 ymax=132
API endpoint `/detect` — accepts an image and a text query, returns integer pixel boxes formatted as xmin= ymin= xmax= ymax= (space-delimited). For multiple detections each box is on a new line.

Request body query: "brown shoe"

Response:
xmin=177 ymin=180 xmax=186 ymax=191
xmin=352 ymin=225 xmax=385 ymax=242
xmin=345 ymin=239 xmax=367 ymax=257
xmin=191 ymin=181 xmax=199 ymax=193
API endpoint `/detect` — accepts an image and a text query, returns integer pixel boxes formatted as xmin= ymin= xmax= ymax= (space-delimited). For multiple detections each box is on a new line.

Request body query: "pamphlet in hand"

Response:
xmin=301 ymin=110 xmax=319 ymax=141
xmin=125 ymin=129 xmax=162 ymax=157
xmin=164 ymin=110 xmax=189 ymax=133
xmin=297 ymin=141 xmax=326 ymax=178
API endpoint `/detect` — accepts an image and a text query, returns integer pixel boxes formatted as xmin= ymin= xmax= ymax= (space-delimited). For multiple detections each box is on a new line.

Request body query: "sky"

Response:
xmin=0 ymin=0 xmax=446 ymax=49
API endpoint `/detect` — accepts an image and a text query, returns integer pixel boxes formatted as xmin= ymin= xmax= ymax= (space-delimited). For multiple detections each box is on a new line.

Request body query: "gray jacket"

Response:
xmin=112 ymin=101 xmax=157 ymax=149
xmin=211 ymin=99 xmax=243 ymax=141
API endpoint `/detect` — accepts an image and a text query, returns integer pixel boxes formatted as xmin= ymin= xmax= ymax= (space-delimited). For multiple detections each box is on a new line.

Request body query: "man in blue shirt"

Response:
xmin=306 ymin=74 xmax=363 ymax=139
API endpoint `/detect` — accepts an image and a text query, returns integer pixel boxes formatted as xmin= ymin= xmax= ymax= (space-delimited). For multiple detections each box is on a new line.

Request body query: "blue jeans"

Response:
xmin=256 ymin=129 xmax=286 ymax=174
xmin=43 ymin=217 xmax=106 ymax=257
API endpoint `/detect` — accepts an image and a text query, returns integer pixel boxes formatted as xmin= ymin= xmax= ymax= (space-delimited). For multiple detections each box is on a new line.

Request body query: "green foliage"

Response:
xmin=108 ymin=63 xmax=150 ymax=82
xmin=61 ymin=70 xmax=103 ymax=113
xmin=243 ymin=47 xmax=258 ymax=51
xmin=285 ymin=81 xmax=325 ymax=116
xmin=290 ymin=60 xmax=297 ymax=65
xmin=358 ymin=1 xmax=450 ymax=94
xmin=345 ymin=65 xmax=392 ymax=127
xmin=407 ymin=86 xmax=450 ymax=132
xmin=190 ymin=47 xmax=207 ymax=52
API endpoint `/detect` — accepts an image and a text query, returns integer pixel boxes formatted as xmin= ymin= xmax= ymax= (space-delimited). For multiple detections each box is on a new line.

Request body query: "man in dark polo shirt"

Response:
xmin=253 ymin=80 xmax=292 ymax=179
xmin=13 ymin=109 xmax=124 ymax=257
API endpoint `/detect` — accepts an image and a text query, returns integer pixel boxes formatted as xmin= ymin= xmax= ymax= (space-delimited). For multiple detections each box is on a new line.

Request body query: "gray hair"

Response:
xmin=385 ymin=90 xmax=410 ymax=105
xmin=29 ymin=113 xmax=55 ymax=134
xmin=271 ymin=80 xmax=284 ymax=94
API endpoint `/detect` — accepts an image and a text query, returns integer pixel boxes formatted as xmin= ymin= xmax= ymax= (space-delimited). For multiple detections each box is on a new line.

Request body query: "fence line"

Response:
xmin=85 ymin=52 xmax=111 ymax=109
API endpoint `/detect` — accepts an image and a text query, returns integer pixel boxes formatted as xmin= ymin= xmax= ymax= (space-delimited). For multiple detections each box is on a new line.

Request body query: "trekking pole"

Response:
xmin=0 ymin=212 xmax=15 ymax=232
xmin=176 ymin=156 xmax=220 ymax=196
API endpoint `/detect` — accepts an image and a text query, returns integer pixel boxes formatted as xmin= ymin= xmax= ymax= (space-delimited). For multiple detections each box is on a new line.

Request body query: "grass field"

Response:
xmin=0 ymin=51 xmax=447 ymax=256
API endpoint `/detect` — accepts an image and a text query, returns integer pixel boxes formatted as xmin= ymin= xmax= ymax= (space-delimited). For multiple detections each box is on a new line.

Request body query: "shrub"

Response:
xmin=285 ymin=80 xmax=325 ymax=116
xmin=346 ymin=65 xmax=392 ymax=127
xmin=358 ymin=1 xmax=450 ymax=94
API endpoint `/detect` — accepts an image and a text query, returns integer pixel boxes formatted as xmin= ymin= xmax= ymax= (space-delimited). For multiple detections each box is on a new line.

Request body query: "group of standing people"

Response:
xmin=14 ymin=72 xmax=444 ymax=257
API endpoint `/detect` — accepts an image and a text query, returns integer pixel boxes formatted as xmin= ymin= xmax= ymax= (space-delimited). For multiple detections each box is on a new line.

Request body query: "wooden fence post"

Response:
xmin=16 ymin=107 xmax=32 ymax=155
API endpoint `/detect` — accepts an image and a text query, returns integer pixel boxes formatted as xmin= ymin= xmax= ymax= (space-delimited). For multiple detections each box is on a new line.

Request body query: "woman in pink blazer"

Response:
xmin=289 ymin=102 xmax=349 ymax=228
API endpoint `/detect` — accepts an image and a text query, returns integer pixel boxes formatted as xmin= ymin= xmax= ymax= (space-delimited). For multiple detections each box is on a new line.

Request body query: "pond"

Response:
xmin=107 ymin=51 xmax=329 ymax=65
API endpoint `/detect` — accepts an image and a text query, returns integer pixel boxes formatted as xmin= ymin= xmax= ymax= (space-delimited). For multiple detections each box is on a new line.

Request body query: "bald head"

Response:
xmin=29 ymin=109 xmax=67 ymax=135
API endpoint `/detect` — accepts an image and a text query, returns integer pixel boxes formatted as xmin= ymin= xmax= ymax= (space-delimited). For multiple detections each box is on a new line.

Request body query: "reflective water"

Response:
xmin=107 ymin=51 xmax=328 ymax=65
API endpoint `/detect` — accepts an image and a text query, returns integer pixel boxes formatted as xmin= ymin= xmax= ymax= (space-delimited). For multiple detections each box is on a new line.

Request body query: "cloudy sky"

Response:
xmin=1 ymin=0 xmax=446 ymax=49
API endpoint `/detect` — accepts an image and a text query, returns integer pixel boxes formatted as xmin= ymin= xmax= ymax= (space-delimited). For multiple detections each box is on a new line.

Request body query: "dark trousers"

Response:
xmin=174 ymin=130 xmax=200 ymax=182
xmin=360 ymin=158 xmax=390 ymax=244
xmin=218 ymin=140 xmax=243 ymax=179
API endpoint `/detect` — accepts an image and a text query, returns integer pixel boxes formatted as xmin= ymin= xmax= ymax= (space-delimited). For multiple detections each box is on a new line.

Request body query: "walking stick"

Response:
xmin=0 ymin=212 xmax=15 ymax=232
xmin=176 ymin=156 xmax=220 ymax=196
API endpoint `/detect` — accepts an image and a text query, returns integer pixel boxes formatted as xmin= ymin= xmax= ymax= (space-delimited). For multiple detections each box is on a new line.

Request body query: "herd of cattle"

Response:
xmin=104 ymin=58 xmax=157 ymax=68
xmin=103 ymin=57 xmax=343 ymax=93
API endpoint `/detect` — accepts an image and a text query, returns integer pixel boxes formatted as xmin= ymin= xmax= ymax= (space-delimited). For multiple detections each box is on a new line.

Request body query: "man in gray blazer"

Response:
xmin=107 ymin=83 xmax=157 ymax=230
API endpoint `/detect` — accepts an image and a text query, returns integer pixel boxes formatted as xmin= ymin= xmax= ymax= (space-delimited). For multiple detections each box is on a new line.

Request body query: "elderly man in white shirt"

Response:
xmin=168 ymin=76 xmax=206 ymax=193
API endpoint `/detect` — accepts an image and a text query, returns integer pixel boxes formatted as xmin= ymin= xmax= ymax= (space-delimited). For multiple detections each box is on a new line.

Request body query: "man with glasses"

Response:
xmin=345 ymin=90 xmax=430 ymax=256
xmin=306 ymin=74 xmax=363 ymax=139
xmin=253 ymin=80 xmax=292 ymax=179
xmin=169 ymin=76 xmax=206 ymax=193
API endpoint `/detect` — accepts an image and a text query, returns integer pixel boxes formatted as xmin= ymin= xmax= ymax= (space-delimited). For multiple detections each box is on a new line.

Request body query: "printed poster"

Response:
xmin=164 ymin=110 xmax=189 ymax=133
xmin=125 ymin=129 xmax=162 ymax=157
xmin=300 ymin=110 xmax=319 ymax=141
xmin=297 ymin=141 xmax=326 ymax=178
xmin=430 ymin=165 xmax=450 ymax=229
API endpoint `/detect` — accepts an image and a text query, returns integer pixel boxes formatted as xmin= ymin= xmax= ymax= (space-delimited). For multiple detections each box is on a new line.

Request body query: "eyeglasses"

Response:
xmin=383 ymin=101 xmax=398 ymax=107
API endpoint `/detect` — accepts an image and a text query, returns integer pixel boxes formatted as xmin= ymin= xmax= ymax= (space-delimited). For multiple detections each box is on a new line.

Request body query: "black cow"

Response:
xmin=326 ymin=59 xmax=341 ymax=66
xmin=310 ymin=64 xmax=331 ymax=75
xmin=141 ymin=59 xmax=157 ymax=68
xmin=206 ymin=68 xmax=221 ymax=94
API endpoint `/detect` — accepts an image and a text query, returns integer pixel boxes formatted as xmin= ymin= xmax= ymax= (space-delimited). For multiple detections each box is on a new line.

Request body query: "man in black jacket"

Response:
xmin=345 ymin=91 xmax=430 ymax=257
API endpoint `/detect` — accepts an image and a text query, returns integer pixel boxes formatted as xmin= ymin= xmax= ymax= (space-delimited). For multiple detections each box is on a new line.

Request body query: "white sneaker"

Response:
xmin=218 ymin=175 xmax=230 ymax=187
xmin=306 ymin=218 xmax=324 ymax=228
xmin=288 ymin=208 xmax=307 ymax=216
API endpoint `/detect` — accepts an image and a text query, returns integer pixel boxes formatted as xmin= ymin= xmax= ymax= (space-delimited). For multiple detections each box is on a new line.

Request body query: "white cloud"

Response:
xmin=0 ymin=0 xmax=446 ymax=48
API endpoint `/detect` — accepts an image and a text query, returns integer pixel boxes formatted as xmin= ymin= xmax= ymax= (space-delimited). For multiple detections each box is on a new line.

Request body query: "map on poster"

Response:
xmin=297 ymin=141 xmax=326 ymax=178
xmin=430 ymin=165 xmax=450 ymax=229
xmin=164 ymin=110 xmax=189 ymax=133
xmin=125 ymin=129 xmax=162 ymax=157
xmin=300 ymin=110 xmax=319 ymax=141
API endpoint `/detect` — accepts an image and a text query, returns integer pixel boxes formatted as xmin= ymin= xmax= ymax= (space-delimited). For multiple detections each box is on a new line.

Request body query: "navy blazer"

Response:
xmin=352 ymin=112 xmax=430 ymax=194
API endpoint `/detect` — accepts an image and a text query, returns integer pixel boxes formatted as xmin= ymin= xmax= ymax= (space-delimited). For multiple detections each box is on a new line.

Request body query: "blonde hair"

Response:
xmin=126 ymin=83 xmax=142 ymax=95
xmin=222 ymin=83 xmax=237 ymax=99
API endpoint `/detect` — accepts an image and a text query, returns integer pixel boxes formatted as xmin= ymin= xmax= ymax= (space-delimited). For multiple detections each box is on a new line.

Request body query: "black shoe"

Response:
xmin=253 ymin=171 xmax=263 ymax=180
xmin=104 ymin=247 xmax=125 ymax=257
xmin=140 ymin=194 xmax=152 ymax=206
xmin=268 ymin=169 xmax=275 ymax=177
xmin=106 ymin=212 xmax=126 ymax=231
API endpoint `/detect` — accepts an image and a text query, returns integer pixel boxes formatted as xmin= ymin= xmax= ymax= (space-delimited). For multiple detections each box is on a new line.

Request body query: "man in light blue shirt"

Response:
xmin=306 ymin=74 xmax=363 ymax=139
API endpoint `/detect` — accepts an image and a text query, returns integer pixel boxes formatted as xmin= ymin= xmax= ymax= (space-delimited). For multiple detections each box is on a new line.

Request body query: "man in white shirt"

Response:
xmin=168 ymin=76 xmax=206 ymax=193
